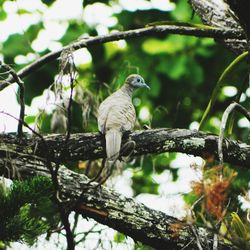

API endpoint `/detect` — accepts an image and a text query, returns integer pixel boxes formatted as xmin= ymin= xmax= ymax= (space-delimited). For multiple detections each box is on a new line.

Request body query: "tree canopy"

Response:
xmin=0 ymin=0 xmax=249 ymax=249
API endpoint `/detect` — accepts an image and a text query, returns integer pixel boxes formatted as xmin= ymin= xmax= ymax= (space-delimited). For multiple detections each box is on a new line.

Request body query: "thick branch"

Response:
xmin=189 ymin=0 xmax=247 ymax=53
xmin=0 ymin=25 xmax=244 ymax=91
xmin=0 ymin=157 xmax=235 ymax=249
xmin=0 ymin=128 xmax=249 ymax=168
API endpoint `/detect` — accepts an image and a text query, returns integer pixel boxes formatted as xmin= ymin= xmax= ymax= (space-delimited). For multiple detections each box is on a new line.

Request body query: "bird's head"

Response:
xmin=125 ymin=74 xmax=150 ymax=89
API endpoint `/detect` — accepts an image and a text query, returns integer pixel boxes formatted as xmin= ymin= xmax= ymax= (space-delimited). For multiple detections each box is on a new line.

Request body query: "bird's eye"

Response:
xmin=137 ymin=78 xmax=140 ymax=82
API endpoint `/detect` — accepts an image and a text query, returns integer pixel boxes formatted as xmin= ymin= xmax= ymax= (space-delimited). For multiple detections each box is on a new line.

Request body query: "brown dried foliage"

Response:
xmin=205 ymin=179 xmax=230 ymax=219
xmin=191 ymin=165 xmax=236 ymax=220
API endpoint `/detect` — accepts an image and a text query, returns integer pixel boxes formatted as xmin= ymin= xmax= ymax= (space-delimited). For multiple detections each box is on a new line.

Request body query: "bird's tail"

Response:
xmin=103 ymin=129 xmax=122 ymax=178
xmin=105 ymin=129 xmax=122 ymax=160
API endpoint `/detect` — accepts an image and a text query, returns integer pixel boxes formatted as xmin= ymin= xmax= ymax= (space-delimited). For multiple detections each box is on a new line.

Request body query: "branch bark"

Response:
xmin=0 ymin=156 xmax=235 ymax=249
xmin=0 ymin=128 xmax=249 ymax=168
xmin=189 ymin=0 xmax=247 ymax=53
xmin=0 ymin=24 xmax=244 ymax=91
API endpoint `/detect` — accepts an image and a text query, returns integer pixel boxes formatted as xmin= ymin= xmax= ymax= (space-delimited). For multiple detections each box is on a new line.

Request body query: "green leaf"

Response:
xmin=3 ymin=34 xmax=31 ymax=63
xmin=16 ymin=9 xmax=32 ymax=15
xmin=183 ymin=193 xmax=199 ymax=205
xmin=164 ymin=55 xmax=187 ymax=80
xmin=0 ymin=9 xmax=7 ymax=21
xmin=24 ymin=60 xmax=57 ymax=105
xmin=170 ymin=0 xmax=196 ymax=22
xmin=142 ymin=37 xmax=183 ymax=55
xmin=113 ymin=232 xmax=125 ymax=243
xmin=150 ymin=75 xmax=161 ymax=97
xmin=135 ymin=242 xmax=154 ymax=250
xmin=2 ymin=22 xmax=43 ymax=64
xmin=231 ymin=212 xmax=248 ymax=239
xmin=24 ymin=116 xmax=36 ymax=124
xmin=187 ymin=58 xmax=204 ymax=85
xmin=132 ymin=172 xmax=159 ymax=196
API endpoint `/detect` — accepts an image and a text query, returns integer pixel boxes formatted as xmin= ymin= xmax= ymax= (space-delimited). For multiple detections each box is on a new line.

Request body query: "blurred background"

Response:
xmin=0 ymin=0 xmax=249 ymax=249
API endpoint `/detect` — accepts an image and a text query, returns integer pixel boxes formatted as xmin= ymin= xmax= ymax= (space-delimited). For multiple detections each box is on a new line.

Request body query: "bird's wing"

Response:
xmin=97 ymin=92 xmax=136 ymax=133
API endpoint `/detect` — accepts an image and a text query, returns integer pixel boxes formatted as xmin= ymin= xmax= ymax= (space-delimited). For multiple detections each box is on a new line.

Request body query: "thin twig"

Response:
xmin=213 ymin=233 xmax=218 ymax=250
xmin=190 ymin=195 xmax=204 ymax=212
xmin=218 ymin=102 xmax=250 ymax=165
xmin=55 ymin=48 xmax=76 ymax=174
xmin=0 ymin=62 xmax=25 ymax=137
xmin=181 ymin=238 xmax=195 ymax=250
xmin=190 ymin=225 xmax=204 ymax=250
xmin=75 ymin=223 xmax=100 ymax=245
xmin=63 ymin=51 xmax=76 ymax=147
xmin=72 ymin=213 xmax=79 ymax=234
xmin=0 ymin=25 xmax=244 ymax=91
xmin=60 ymin=210 xmax=75 ymax=250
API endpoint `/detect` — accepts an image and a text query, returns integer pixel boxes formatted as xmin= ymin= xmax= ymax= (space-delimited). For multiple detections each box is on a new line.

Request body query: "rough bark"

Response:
xmin=225 ymin=0 xmax=250 ymax=38
xmin=0 ymin=128 xmax=249 ymax=168
xmin=189 ymin=0 xmax=247 ymax=53
xmin=0 ymin=156 xmax=235 ymax=250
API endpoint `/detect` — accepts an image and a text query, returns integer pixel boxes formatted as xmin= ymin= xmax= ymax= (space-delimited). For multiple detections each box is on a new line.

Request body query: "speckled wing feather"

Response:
xmin=98 ymin=89 xmax=136 ymax=134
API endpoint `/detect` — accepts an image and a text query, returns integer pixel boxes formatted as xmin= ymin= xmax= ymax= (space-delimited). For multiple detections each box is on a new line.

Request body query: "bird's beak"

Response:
xmin=142 ymin=83 xmax=150 ymax=89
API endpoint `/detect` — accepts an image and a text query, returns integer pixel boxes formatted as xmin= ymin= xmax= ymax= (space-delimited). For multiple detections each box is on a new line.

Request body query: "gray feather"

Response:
xmin=105 ymin=129 xmax=122 ymax=160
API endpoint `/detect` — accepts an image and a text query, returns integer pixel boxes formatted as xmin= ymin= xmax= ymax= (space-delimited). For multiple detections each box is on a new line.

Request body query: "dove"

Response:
xmin=97 ymin=74 xmax=150 ymax=178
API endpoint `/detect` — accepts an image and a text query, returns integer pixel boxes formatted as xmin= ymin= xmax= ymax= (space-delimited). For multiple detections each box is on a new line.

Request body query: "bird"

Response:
xmin=97 ymin=74 xmax=150 ymax=179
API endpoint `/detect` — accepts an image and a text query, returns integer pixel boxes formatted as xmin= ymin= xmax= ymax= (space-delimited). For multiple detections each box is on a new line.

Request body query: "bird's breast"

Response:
xmin=97 ymin=95 xmax=136 ymax=133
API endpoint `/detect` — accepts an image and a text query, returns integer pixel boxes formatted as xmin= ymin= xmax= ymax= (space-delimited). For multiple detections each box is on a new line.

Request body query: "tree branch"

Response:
xmin=0 ymin=128 xmax=249 ymax=168
xmin=218 ymin=102 xmax=250 ymax=165
xmin=0 ymin=157 xmax=235 ymax=249
xmin=189 ymin=0 xmax=247 ymax=53
xmin=0 ymin=24 xmax=244 ymax=91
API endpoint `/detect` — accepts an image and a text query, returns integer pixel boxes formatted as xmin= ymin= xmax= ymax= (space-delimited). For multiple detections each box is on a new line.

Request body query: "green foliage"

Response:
xmin=2 ymin=34 xmax=31 ymax=64
xmin=232 ymin=166 xmax=250 ymax=190
xmin=41 ymin=0 xmax=56 ymax=6
xmin=183 ymin=192 xmax=199 ymax=206
xmin=132 ymin=173 xmax=159 ymax=196
xmin=24 ymin=61 xmax=58 ymax=105
xmin=170 ymin=0 xmax=196 ymax=22
xmin=24 ymin=115 xmax=36 ymax=124
xmin=231 ymin=212 xmax=248 ymax=239
xmin=131 ymin=157 xmax=159 ymax=195
xmin=2 ymin=22 xmax=43 ymax=64
xmin=1 ymin=0 xmax=250 ymax=248
xmin=230 ymin=212 xmax=250 ymax=249
xmin=113 ymin=232 xmax=125 ymax=243
xmin=199 ymin=51 xmax=249 ymax=129
xmin=134 ymin=242 xmax=154 ymax=250
xmin=60 ymin=22 xmax=88 ymax=46
xmin=0 ymin=176 xmax=59 ymax=246
xmin=0 ymin=8 xmax=6 ymax=21
xmin=116 ymin=9 xmax=171 ymax=30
